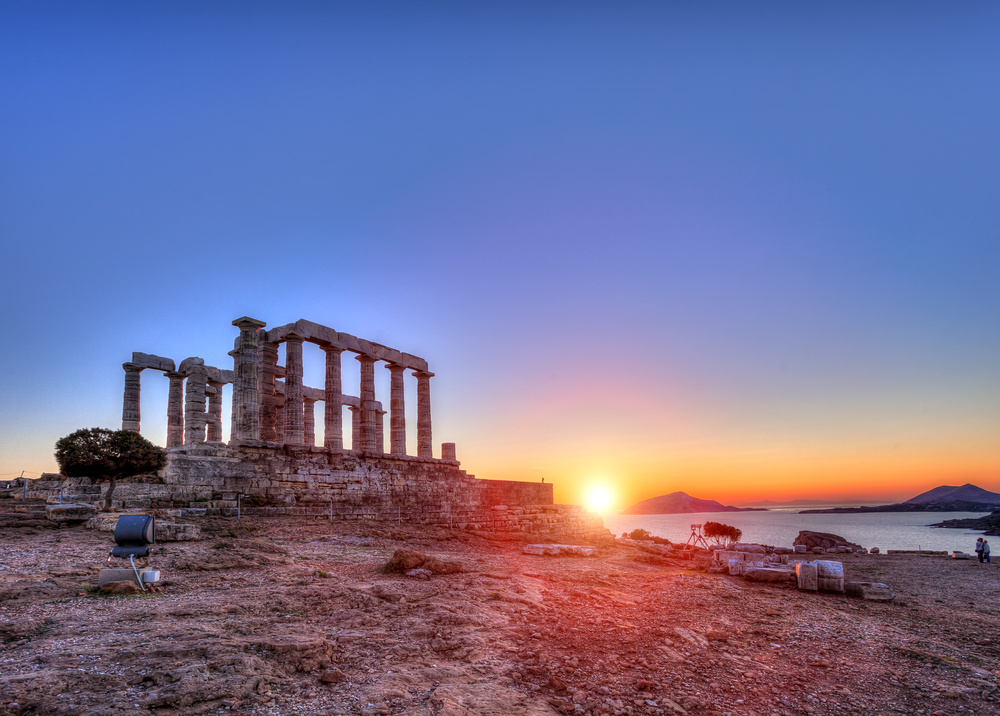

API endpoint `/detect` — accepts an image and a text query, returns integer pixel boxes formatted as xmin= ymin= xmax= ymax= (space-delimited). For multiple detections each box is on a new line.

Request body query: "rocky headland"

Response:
xmin=799 ymin=482 xmax=1000 ymax=515
xmin=929 ymin=510 xmax=1000 ymax=536
xmin=620 ymin=492 xmax=767 ymax=515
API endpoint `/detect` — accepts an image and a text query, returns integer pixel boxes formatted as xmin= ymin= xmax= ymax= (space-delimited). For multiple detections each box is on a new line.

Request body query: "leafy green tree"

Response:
xmin=703 ymin=521 xmax=742 ymax=544
xmin=55 ymin=428 xmax=167 ymax=512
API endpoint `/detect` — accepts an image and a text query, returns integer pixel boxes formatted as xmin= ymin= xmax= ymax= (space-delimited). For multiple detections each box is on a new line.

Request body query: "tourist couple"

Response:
xmin=975 ymin=538 xmax=991 ymax=563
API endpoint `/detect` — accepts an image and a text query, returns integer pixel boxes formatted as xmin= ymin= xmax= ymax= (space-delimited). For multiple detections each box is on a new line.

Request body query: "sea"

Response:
xmin=603 ymin=507 xmax=992 ymax=553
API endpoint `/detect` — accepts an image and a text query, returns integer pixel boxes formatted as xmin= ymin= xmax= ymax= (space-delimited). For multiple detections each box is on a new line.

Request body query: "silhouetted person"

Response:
xmin=976 ymin=537 xmax=985 ymax=563
xmin=984 ymin=540 xmax=991 ymax=564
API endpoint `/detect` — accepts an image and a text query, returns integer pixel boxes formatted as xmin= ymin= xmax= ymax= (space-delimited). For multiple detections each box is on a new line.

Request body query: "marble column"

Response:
xmin=283 ymin=335 xmax=305 ymax=445
xmin=413 ymin=370 xmax=434 ymax=458
xmin=121 ymin=363 xmax=143 ymax=433
xmin=386 ymin=364 xmax=406 ymax=456
xmin=375 ymin=409 xmax=386 ymax=454
xmin=258 ymin=341 xmax=280 ymax=442
xmin=232 ymin=317 xmax=266 ymax=442
xmin=228 ymin=349 xmax=238 ymax=441
xmin=356 ymin=355 xmax=377 ymax=453
xmin=303 ymin=397 xmax=317 ymax=447
xmin=441 ymin=443 xmax=457 ymax=461
xmin=207 ymin=381 xmax=224 ymax=442
xmin=349 ymin=406 xmax=361 ymax=450
xmin=165 ymin=371 xmax=185 ymax=447
xmin=323 ymin=347 xmax=344 ymax=450
xmin=184 ymin=365 xmax=209 ymax=444
xmin=275 ymin=402 xmax=286 ymax=444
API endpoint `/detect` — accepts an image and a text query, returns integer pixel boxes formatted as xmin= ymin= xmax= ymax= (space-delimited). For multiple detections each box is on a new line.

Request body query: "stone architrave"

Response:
xmin=184 ymin=363 xmax=209 ymax=444
xmin=258 ymin=341 xmax=280 ymax=442
xmin=232 ymin=317 xmax=266 ymax=441
xmin=207 ymin=381 xmax=224 ymax=442
xmin=283 ymin=335 xmax=305 ymax=445
xmin=413 ymin=370 xmax=434 ymax=458
xmin=386 ymin=364 xmax=406 ymax=455
xmin=121 ymin=363 xmax=143 ymax=432
xmin=323 ymin=347 xmax=344 ymax=450
xmin=375 ymin=409 xmax=386 ymax=454
xmin=348 ymin=406 xmax=361 ymax=450
xmin=303 ymin=397 xmax=317 ymax=447
xmin=165 ymin=371 xmax=185 ymax=447
xmin=356 ymin=355 xmax=377 ymax=453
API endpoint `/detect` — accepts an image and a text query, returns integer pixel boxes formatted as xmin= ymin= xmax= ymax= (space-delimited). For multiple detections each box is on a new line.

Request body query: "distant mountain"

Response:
xmin=620 ymin=491 xmax=767 ymax=515
xmin=905 ymin=483 xmax=1000 ymax=505
xmin=738 ymin=498 xmax=886 ymax=507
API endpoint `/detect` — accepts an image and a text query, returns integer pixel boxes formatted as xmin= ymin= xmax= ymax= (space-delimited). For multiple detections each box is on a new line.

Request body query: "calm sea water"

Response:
xmin=603 ymin=508 xmax=992 ymax=553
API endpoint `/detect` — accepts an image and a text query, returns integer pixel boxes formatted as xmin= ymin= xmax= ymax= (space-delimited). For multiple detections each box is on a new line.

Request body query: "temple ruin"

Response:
xmin=100 ymin=316 xmax=606 ymax=538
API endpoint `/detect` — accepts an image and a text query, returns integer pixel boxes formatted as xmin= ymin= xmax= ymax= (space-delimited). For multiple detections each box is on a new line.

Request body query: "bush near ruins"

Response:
xmin=55 ymin=428 xmax=167 ymax=512
xmin=703 ymin=521 xmax=742 ymax=544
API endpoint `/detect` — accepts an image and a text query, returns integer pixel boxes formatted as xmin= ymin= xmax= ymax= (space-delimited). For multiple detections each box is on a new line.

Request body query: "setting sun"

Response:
xmin=584 ymin=485 xmax=615 ymax=513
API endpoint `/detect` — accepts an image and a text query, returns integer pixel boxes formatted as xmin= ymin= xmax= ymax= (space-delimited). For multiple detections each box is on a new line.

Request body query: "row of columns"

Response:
xmin=122 ymin=364 xmax=225 ymax=448
xmin=231 ymin=319 xmax=434 ymax=457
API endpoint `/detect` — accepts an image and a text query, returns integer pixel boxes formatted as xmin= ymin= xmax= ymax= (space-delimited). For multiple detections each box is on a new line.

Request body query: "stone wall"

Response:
xmin=22 ymin=444 xmax=611 ymax=542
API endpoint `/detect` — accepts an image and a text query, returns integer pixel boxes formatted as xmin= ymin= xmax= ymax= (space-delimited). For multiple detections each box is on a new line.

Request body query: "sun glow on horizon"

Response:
xmin=584 ymin=485 xmax=615 ymax=514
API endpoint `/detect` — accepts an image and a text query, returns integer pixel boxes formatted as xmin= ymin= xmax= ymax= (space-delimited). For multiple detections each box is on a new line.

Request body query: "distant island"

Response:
xmin=799 ymin=483 xmax=1000 ymax=514
xmin=620 ymin=491 xmax=768 ymax=515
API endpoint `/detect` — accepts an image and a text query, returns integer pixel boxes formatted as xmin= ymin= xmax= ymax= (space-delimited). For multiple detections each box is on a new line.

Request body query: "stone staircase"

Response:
xmin=0 ymin=498 xmax=56 ymax=530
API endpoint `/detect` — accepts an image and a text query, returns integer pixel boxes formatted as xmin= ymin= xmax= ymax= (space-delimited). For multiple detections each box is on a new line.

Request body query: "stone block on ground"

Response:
xmin=46 ymin=503 xmax=97 ymax=523
xmin=816 ymin=560 xmax=845 ymax=593
xmin=157 ymin=522 xmax=201 ymax=541
xmin=952 ymin=552 xmax=973 ymax=559
xmin=523 ymin=544 xmax=596 ymax=557
xmin=744 ymin=567 xmax=794 ymax=583
xmin=796 ymin=562 xmax=818 ymax=591
xmin=845 ymin=582 xmax=894 ymax=601
xmin=384 ymin=549 xmax=462 ymax=574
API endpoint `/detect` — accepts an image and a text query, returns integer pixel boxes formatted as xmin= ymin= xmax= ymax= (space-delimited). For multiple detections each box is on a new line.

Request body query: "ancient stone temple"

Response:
xmin=107 ymin=316 xmax=604 ymax=538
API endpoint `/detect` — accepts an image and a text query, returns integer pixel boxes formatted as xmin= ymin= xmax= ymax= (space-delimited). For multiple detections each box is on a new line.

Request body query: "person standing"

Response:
xmin=975 ymin=538 xmax=985 ymax=563
xmin=984 ymin=540 xmax=991 ymax=564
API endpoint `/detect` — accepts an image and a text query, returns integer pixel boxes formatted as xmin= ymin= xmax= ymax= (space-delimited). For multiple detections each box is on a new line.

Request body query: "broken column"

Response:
xmin=303 ymin=397 xmax=317 ymax=447
xmin=231 ymin=317 xmax=266 ymax=442
xmin=356 ymin=355 xmax=377 ymax=453
xmin=258 ymin=341 xmax=280 ymax=442
xmin=323 ymin=347 xmax=344 ymax=450
xmin=283 ymin=334 xmax=304 ymax=445
xmin=387 ymin=364 xmax=406 ymax=456
xmin=165 ymin=371 xmax=185 ymax=447
xmin=413 ymin=370 xmax=434 ymax=458
xmin=207 ymin=381 xmax=224 ymax=442
xmin=441 ymin=442 xmax=456 ymax=461
xmin=121 ymin=363 xmax=143 ymax=432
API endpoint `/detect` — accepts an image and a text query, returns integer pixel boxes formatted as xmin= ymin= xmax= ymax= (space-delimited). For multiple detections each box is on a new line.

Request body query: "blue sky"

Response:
xmin=2 ymin=2 xmax=998 ymax=505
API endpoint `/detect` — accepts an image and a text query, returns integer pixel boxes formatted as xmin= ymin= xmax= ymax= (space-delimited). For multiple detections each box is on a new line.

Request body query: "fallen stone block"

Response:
xmin=46 ymin=503 xmax=97 ymax=523
xmin=157 ymin=523 xmax=201 ymax=541
xmin=523 ymin=544 xmax=596 ymax=557
xmin=794 ymin=545 xmax=807 ymax=554
xmin=951 ymin=552 xmax=973 ymax=559
xmin=796 ymin=562 xmax=818 ymax=591
xmin=816 ymin=560 xmax=845 ymax=593
xmin=845 ymin=582 xmax=894 ymax=601
xmin=732 ymin=543 xmax=766 ymax=554
xmin=745 ymin=567 xmax=794 ymax=583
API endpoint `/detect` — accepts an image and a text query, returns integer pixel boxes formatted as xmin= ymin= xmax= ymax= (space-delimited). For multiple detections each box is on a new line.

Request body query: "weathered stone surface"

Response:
xmin=816 ymin=560 xmax=845 ymax=593
xmin=101 ymin=580 xmax=140 ymax=595
xmin=415 ymin=370 xmax=434 ymax=458
xmin=158 ymin=522 xmax=201 ymax=541
xmin=387 ymin=363 xmax=407 ymax=456
xmin=745 ymin=567 xmax=794 ymax=582
xmin=131 ymin=352 xmax=175 ymax=372
xmin=796 ymin=561 xmax=818 ymax=591
xmin=46 ymin=503 xmax=97 ymax=523
xmin=845 ymin=582 xmax=894 ymax=601
xmin=121 ymin=363 xmax=142 ymax=432
xmin=165 ymin=371 xmax=185 ymax=447
xmin=384 ymin=549 xmax=463 ymax=574
xmin=323 ymin=347 xmax=344 ymax=450
xmin=357 ymin=355 xmax=377 ymax=453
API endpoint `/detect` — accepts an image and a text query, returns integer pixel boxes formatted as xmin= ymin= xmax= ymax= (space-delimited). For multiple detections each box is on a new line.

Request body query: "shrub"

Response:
xmin=703 ymin=521 xmax=742 ymax=544
xmin=628 ymin=528 xmax=652 ymax=540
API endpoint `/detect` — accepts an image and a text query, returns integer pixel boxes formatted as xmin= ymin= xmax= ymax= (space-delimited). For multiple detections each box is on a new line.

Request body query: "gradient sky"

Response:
xmin=2 ymin=2 xmax=998 ymax=510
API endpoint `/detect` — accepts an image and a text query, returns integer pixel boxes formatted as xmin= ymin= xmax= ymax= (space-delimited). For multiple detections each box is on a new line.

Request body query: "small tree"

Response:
xmin=55 ymin=428 xmax=167 ymax=512
xmin=703 ymin=521 xmax=743 ymax=545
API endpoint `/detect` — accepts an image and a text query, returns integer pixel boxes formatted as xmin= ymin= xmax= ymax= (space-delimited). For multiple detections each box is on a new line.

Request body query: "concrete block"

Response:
xmin=796 ymin=562 xmax=818 ymax=591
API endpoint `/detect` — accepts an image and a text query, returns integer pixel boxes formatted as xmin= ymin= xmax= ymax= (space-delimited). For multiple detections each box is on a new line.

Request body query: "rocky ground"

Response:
xmin=1 ymin=500 xmax=999 ymax=716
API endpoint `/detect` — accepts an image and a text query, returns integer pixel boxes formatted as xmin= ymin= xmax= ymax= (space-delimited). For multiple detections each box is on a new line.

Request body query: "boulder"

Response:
xmin=46 ymin=503 xmax=97 ymax=523
xmin=794 ymin=531 xmax=862 ymax=552
xmin=384 ymin=549 xmax=462 ymax=574
xmin=845 ymin=582 xmax=894 ymax=601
